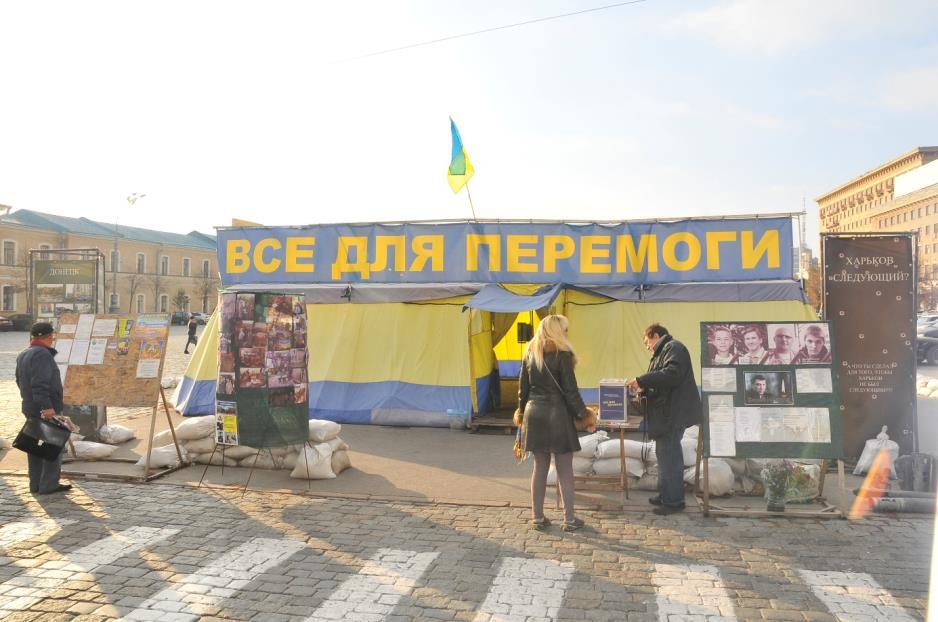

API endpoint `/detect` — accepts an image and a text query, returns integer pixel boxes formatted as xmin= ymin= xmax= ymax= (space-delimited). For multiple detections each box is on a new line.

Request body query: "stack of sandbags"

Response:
xmin=593 ymin=438 xmax=647 ymax=479
xmin=544 ymin=430 xmax=608 ymax=484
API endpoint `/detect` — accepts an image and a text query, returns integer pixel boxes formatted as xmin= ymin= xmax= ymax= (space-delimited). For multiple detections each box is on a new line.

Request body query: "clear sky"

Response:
xmin=1 ymin=0 xmax=936 ymax=252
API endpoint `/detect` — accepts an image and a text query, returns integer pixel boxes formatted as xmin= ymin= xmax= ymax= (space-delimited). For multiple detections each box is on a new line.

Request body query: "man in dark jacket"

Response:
xmin=14 ymin=322 xmax=71 ymax=494
xmin=627 ymin=323 xmax=701 ymax=515
xmin=184 ymin=314 xmax=199 ymax=354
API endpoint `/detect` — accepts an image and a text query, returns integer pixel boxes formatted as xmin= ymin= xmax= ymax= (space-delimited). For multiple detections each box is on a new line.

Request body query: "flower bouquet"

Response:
xmin=761 ymin=460 xmax=792 ymax=512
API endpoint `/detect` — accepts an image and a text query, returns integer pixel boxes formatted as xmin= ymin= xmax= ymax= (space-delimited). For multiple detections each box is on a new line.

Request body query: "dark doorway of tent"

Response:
xmin=469 ymin=310 xmax=539 ymax=432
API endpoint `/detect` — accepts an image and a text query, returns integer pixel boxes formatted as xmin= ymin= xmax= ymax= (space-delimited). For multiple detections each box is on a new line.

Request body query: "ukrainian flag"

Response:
xmin=447 ymin=117 xmax=474 ymax=193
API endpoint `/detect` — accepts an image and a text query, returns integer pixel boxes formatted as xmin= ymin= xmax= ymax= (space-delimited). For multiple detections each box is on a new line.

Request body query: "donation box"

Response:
xmin=599 ymin=379 xmax=627 ymax=421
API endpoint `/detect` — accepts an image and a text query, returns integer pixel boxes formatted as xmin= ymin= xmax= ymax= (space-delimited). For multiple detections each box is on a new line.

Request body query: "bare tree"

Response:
xmin=171 ymin=288 xmax=189 ymax=311
xmin=124 ymin=274 xmax=150 ymax=313
xmin=196 ymin=275 xmax=219 ymax=312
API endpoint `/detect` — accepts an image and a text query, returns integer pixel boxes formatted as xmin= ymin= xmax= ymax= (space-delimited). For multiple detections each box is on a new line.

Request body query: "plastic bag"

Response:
xmin=853 ymin=426 xmax=898 ymax=476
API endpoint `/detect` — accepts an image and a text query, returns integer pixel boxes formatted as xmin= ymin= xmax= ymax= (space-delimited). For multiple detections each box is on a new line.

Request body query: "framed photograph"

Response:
xmin=238 ymin=367 xmax=266 ymax=389
xmin=218 ymin=372 xmax=236 ymax=395
xmin=733 ymin=324 xmax=770 ymax=365
xmin=236 ymin=293 xmax=255 ymax=320
xmin=743 ymin=371 xmax=793 ymax=405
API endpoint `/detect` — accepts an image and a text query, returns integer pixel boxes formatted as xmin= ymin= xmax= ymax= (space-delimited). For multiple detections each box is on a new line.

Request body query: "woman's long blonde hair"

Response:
xmin=525 ymin=314 xmax=577 ymax=370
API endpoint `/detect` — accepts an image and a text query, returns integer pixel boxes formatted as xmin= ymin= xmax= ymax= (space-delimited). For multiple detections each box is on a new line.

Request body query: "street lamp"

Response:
xmin=109 ymin=193 xmax=146 ymax=313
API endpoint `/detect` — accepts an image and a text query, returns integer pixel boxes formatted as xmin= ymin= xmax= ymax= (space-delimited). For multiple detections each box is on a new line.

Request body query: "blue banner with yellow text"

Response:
xmin=217 ymin=218 xmax=793 ymax=286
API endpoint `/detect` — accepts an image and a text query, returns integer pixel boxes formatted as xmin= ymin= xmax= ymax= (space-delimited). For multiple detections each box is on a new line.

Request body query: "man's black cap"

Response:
xmin=30 ymin=321 xmax=55 ymax=337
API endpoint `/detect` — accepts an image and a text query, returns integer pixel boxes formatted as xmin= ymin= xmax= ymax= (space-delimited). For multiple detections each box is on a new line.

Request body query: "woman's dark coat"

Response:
xmin=518 ymin=350 xmax=588 ymax=454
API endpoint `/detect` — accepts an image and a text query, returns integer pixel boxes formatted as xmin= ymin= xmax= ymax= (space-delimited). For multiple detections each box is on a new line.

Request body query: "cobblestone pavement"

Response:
xmin=0 ymin=475 xmax=932 ymax=621
xmin=0 ymin=327 xmax=196 ymax=440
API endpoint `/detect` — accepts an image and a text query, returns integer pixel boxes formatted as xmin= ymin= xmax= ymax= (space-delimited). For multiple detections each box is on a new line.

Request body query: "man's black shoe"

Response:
xmin=648 ymin=496 xmax=662 ymax=506
xmin=39 ymin=484 xmax=72 ymax=495
xmin=652 ymin=504 xmax=684 ymax=515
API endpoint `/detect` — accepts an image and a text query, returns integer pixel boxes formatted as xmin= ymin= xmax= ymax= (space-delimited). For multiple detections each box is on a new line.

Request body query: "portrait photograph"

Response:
xmin=743 ymin=371 xmax=793 ymax=405
xmin=707 ymin=324 xmax=736 ymax=365
xmin=733 ymin=324 xmax=770 ymax=365
xmin=294 ymin=383 xmax=308 ymax=403
xmin=235 ymin=320 xmax=254 ymax=348
xmin=793 ymin=323 xmax=832 ymax=364
xmin=219 ymin=352 xmax=235 ymax=373
xmin=764 ymin=323 xmax=799 ymax=365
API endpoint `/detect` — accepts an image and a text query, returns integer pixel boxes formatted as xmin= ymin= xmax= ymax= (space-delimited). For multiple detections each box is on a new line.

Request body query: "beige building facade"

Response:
xmin=817 ymin=146 xmax=938 ymax=280
xmin=0 ymin=210 xmax=218 ymax=317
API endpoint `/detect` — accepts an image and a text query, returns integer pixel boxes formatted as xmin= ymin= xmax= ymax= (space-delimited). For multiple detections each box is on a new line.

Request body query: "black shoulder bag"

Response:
xmin=13 ymin=417 xmax=70 ymax=460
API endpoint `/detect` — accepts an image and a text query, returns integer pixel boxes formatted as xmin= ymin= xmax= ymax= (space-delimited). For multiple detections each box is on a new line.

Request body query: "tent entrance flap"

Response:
xmin=463 ymin=283 xmax=562 ymax=313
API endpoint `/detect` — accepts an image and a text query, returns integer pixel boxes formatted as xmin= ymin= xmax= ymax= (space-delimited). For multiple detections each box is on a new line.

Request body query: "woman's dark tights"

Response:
xmin=531 ymin=452 xmax=575 ymax=522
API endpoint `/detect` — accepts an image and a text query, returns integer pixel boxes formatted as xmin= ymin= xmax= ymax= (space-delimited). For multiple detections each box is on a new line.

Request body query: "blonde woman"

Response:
xmin=517 ymin=314 xmax=593 ymax=532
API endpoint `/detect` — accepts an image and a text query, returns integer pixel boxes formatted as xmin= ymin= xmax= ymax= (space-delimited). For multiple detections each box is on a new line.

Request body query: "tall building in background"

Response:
xmin=817 ymin=146 xmax=938 ymax=307
xmin=0 ymin=210 xmax=218 ymax=316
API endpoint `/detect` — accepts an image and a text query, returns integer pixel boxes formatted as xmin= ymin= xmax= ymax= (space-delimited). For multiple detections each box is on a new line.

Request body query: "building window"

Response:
xmin=2 ymin=240 xmax=15 ymax=266
xmin=110 ymin=250 xmax=120 ymax=272
xmin=160 ymin=255 xmax=169 ymax=276
xmin=38 ymin=244 xmax=52 ymax=260
xmin=1 ymin=285 xmax=14 ymax=311
xmin=137 ymin=253 xmax=146 ymax=274
xmin=202 ymin=259 xmax=210 ymax=277
xmin=110 ymin=293 xmax=120 ymax=310
xmin=159 ymin=294 xmax=168 ymax=312
xmin=182 ymin=258 xmax=191 ymax=277
xmin=136 ymin=294 xmax=145 ymax=313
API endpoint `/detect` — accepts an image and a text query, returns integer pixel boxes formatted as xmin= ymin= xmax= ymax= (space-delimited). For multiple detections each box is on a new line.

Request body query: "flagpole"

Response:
xmin=465 ymin=182 xmax=478 ymax=221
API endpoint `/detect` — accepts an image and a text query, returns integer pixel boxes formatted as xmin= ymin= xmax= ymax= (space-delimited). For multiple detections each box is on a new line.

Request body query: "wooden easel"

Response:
xmin=62 ymin=386 xmax=185 ymax=482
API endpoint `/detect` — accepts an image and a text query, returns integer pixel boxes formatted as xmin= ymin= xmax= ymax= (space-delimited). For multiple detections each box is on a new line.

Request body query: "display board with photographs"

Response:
xmin=215 ymin=292 xmax=308 ymax=447
xmin=53 ymin=312 xmax=169 ymax=407
xmin=699 ymin=321 xmax=842 ymax=459
xmin=31 ymin=255 xmax=101 ymax=318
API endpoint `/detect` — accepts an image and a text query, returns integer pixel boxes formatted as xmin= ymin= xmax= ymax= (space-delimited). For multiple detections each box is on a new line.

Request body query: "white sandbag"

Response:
xmin=174 ymin=416 xmax=216 ymax=441
xmin=927 ymin=379 xmax=938 ymax=391
xmin=218 ymin=445 xmax=258 ymax=460
xmin=326 ymin=437 xmax=349 ymax=452
xmin=593 ymin=457 xmax=645 ymax=478
xmin=63 ymin=441 xmax=118 ymax=462
xmin=240 ymin=452 xmax=285 ymax=470
xmin=685 ymin=459 xmax=734 ymax=497
xmin=574 ymin=430 xmax=608 ymax=458
xmin=595 ymin=438 xmax=655 ymax=461
xmin=191 ymin=452 xmax=239 ymax=467
xmin=308 ymin=419 xmax=341 ymax=443
xmin=70 ymin=432 xmax=84 ymax=442
xmin=160 ymin=376 xmax=177 ymax=389
xmin=723 ymin=458 xmax=747 ymax=477
xmin=282 ymin=451 xmax=298 ymax=470
xmin=183 ymin=436 xmax=216 ymax=454
xmin=0 ymin=437 xmax=10 ymax=450
xmin=151 ymin=429 xmax=173 ymax=447
xmin=135 ymin=444 xmax=187 ymax=468
xmin=680 ymin=437 xmax=698 ymax=467
xmin=634 ymin=472 xmax=660 ymax=491
xmin=683 ymin=425 xmax=699 ymax=440
xmin=642 ymin=442 xmax=658 ymax=465
xmin=331 ymin=449 xmax=352 ymax=474
xmin=267 ymin=445 xmax=293 ymax=458
xmin=290 ymin=443 xmax=336 ymax=479
xmin=572 ymin=456 xmax=593 ymax=474
xmin=734 ymin=475 xmax=765 ymax=496
xmin=96 ymin=424 xmax=135 ymax=445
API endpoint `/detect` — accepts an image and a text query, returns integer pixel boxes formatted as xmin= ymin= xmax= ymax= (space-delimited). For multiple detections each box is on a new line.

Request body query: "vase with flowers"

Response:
xmin=761 ymin=459 xmax=792 ymax=512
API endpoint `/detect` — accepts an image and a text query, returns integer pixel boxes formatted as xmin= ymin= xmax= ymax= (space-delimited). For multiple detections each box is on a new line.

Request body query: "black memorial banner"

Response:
xmin=822 ymin=234 xmax=916 ymax=457
xmin=215 ymin=291 xmax=309 ymax=448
